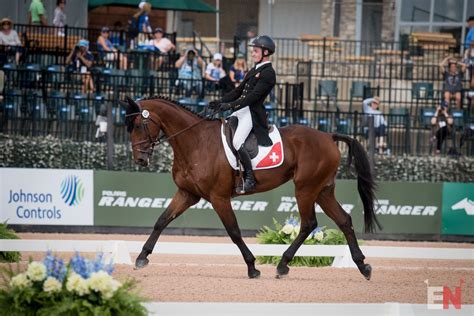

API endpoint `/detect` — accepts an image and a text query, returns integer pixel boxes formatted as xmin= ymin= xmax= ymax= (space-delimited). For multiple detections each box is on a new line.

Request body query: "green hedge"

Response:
xmin=0 ymin=134 xmax=173 ymax=173
xmin=1 ymin=134 xmax=473 ymax=182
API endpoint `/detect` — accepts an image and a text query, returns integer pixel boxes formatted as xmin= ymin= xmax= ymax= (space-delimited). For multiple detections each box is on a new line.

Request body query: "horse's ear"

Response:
xmin=125 ymin=96 xmax=140 ymax=114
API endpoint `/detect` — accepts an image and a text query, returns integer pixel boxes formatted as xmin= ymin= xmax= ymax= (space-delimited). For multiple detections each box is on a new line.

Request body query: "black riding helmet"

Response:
xmin=249 ymin=35 xmax=276 ymax=57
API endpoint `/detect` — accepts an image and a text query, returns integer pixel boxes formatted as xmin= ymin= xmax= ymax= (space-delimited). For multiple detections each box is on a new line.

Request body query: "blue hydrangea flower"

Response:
xmin=307 ymin=226 xmax=323 ymax=239
xmin=43 ymin=251 xmax=67 ymax=282
xmin=284 ymin=216 xmax=299 ymax=227
xmin=70 ymin=252 xmax=114 ymax=278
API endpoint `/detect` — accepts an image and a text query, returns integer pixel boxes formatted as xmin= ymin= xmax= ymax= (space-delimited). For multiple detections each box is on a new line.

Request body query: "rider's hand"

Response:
xmin=209 ymin=100 xmax=220 ymax=110
xmin=219 ymin=103 xmax=233 ymax=111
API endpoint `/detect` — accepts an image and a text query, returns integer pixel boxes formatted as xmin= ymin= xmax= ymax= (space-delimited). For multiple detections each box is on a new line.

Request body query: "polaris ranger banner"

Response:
xmin=93 ymin=171 xmax=442 ymax=234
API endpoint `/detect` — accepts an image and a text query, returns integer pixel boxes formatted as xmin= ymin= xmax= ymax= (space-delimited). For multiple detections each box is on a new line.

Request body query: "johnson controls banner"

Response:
xmin=0 ymin=168 xmax=94 ymax=225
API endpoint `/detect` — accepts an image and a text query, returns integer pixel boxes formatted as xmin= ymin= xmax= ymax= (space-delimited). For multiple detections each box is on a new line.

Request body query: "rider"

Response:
xmin=210 ymin=35 xmax=276 ymax=194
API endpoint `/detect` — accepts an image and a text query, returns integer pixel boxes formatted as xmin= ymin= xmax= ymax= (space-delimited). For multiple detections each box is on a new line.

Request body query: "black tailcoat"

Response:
xmin=220 ymin=62 xmax=275 ymax=146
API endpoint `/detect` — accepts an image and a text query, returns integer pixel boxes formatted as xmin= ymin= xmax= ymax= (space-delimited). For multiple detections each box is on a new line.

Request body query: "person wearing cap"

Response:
xmin=152 ymin=27 xmax=175 ymax=68
xmin=28 ymin=0 xmax=47 ymax=26
xmin=66 ymin=39 xmax=94 ymax=93
xmin=175 ymin=47 xmax=204 ymax=97
xmin=464 ymin=16 xmax=474 ymax=50
xmin=229 ymin=52 xmax=248 ymax=86
xmin=205 ymin=53 xmax=226 ymax=82
xmin=431 ymin=101 xmax=453 ymax=155
xmin=440 ymin=55 xmax=466 ymax=109
xmin=152 ymin=27 xmax=174 ymax=53
xmin=0 ymin=18 xmax=22 ymax=64
xmin=363 ymin=96 xmax=387 ymax=154
xmin=209 ymin=35 xmax=276 ymax=194
xmin=97 ymin=26 xmax=127 ymax=70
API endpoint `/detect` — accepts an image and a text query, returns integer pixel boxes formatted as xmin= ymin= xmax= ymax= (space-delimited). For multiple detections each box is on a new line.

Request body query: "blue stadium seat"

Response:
xmin=317 ymin=117 xmax=331 ymax=132
xmin=2 ymin=89 xmax=22 ymax=119
xmin=278 ymin=116 xmax=289 ymax=127
xmin=336 ymin=118 xmax=350 ymax=134
xmin=48 ymin=90 xmax=68 ymax=119
xmin=26 ymin=90 xmax=47 ymax=119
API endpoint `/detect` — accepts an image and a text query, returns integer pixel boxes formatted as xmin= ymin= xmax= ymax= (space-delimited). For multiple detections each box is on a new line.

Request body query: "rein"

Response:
xmin=125 ymin=108 xmax=221 ymax=153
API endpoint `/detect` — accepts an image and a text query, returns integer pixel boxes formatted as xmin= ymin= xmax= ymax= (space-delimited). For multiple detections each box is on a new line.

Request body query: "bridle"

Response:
xmin=125 ymin=110 xmax=162 ymax=155
xmin=125 ymin=106 xmax=221 ymax=156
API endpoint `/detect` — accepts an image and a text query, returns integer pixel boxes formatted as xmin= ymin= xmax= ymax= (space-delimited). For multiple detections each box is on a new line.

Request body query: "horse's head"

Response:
xmin=122 ymin=97 xmax=161 ymax=167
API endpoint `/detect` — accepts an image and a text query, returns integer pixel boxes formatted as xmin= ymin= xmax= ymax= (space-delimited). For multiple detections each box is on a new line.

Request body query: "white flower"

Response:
xmin=26 ymin=262 xmax=47 ymax=282
xmin=87 ymin=271 xmax=121 ymax=299
xmin=314 ymin=231 xmax=324 ymax=241
xmin=280 ymin=224 xmax=294 ymax=235
xmin=290 ymin=227 xmax=300 ymax=240
xmin=66 ymin=273 xmax=90 ymax=296
xmin=10 ymin=273 xmax=32 ymax=288
xmin=43 ymin=277 xmax=62 ymax=293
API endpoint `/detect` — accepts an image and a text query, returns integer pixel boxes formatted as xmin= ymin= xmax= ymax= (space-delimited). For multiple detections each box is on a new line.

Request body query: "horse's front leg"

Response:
xmin=211 ymin=197 xmax=260 ymax=278
xmin=135 ymin=189 xmax=200 ymax=269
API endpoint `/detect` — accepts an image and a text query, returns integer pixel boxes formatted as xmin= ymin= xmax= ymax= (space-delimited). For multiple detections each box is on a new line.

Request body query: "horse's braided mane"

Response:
xmin=142 ymin=95 xmax=220 ymax=121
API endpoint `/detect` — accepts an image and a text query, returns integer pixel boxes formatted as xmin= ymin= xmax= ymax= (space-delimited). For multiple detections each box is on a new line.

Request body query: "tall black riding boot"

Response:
xmin=236 ymin=145 xmax=256 ymax=194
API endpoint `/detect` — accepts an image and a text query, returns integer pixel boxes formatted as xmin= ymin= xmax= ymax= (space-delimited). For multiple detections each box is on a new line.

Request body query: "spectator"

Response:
xmin=134 ymin=1 xmax=152 ymax=45
xmin=66 ymin=39 xmax=94 ymax=93
xmin=238 ymin=28 xmax=257 ymax=56
xmin=110 ymin=21 xmax=126 ymax=50
xmin=229 ymin=52 xmax=247 ymax=86
xmin=363 ymin=96 xmax=387 ymax=154
xmin=97 ymin=26 xmax=127 ymax=70
xmin=0 ymin=18 xmax=22 ymax=64
xmin=175 ymin=47 xmax=204 ymax=97
xmin=440 ymin=55 xmax=466 ymax=109
xmin=53 ymin=0 xmax=67 ymax=35
xmin=152 ymin=27 xmax=174 ymax=53
xmin=29 ymin=0 xmax=47 ymax=26
xmin=0 ymin=69 xmax=4 ymax=103
xmin=152 ymin=27 xmax=175 ymax=68
xmin=465 ymin=16 xmax=474 ymax=50
xmin=205 ymin=53 xmax=226 ymax=82
xmin=430 ymin=101 xmax=453 ymax=155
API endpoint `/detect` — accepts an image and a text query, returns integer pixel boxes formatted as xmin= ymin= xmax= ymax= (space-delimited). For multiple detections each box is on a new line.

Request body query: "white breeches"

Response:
xmin=230 ymin=106 xmax=252 ymax=150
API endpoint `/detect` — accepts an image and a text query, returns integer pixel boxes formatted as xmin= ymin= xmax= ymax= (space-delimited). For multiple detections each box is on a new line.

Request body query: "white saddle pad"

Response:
xmin=220 ymin=124 xmax=284 ymax=170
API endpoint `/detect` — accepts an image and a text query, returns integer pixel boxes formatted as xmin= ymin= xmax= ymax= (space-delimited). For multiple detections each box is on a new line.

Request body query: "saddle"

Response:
xmin=223 ymin=116 xmax=259 ymax=159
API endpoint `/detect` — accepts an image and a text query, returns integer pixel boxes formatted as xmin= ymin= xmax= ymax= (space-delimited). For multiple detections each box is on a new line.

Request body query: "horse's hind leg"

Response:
xmin=276 ymin=190 xmax=318 ymax=278
xmin=317 ymin=184 xmax=372 ymax=280
xmin=135 ymin=189 xmax=200 ymax=269
xmin=211 ymin=197 xmax=260 ymax=279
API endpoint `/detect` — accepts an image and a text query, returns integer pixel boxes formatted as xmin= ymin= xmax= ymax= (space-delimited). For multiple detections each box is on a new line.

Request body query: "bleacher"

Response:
xmin=1 ymin=25 xmax=473 ymax=156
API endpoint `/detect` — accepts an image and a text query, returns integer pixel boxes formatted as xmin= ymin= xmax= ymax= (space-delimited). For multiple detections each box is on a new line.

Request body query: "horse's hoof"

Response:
xmin=275 ymin=265 xmax=289 ymax=279
xmin=248 ymin=269 xmax=261 ymax=279
xmin=361 ymin=264 xmax=372 ymax=280
xmin=134 ymin=258 xmax=149 ymax=270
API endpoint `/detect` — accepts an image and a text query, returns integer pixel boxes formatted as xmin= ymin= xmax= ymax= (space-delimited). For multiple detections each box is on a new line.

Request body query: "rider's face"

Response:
xmin=251 ymin=47 xmax=262 ymax=63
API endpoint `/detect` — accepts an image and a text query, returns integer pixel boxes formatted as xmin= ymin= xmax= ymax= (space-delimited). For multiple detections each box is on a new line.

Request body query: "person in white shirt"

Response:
xmin=0 ymin=18 xmax=22 ymax=64
xmin=152 ymin=27 xmax=175 ymax=68
xmin=205 ymin=53 xmax=226 ymax=81
xmin=53 ymin=0 xmax=67 ymax=34
xmin=363 ymin=96 xmax=387 ymax=153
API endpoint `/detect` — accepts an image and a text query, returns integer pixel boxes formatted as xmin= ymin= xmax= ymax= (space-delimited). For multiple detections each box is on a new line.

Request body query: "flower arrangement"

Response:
xmin=256 ymin=215 xmax=350 ymax=267
xmin=0 ymin=252 xmax=147 ymax=316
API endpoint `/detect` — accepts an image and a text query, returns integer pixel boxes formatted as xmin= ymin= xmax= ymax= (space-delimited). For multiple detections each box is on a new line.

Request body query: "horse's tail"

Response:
xmin=332 ymin=133 xmax=382 ymax=233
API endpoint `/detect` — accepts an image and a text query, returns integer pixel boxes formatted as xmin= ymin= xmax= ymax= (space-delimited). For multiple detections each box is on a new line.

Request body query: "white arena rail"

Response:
xmin=0 ymin=239 xmax=472 ymax=267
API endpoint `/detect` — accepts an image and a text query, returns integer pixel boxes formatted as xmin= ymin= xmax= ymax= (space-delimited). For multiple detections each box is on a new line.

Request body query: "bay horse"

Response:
xmin=123 ymin=96 xmax=381 ymax=280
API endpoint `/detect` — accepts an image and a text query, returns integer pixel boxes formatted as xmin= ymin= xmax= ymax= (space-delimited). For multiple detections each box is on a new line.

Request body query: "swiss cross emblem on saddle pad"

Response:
xmin=220 ymin=118 xmax=284 ymax=170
